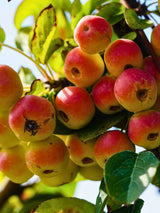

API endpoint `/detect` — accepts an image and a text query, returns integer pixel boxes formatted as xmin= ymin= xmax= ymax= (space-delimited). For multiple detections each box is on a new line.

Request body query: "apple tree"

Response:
xmin=1 ymin=0 xmax=160 ymax=212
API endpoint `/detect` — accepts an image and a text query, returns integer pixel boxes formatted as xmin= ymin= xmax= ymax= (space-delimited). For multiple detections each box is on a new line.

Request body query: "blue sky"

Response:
xmin=0 ymin=0 xmax=160 ymax=212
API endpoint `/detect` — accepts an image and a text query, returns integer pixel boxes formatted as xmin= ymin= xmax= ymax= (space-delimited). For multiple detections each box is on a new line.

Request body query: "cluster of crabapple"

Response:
xmin=1 ymin=15 xmax=160 ymax=187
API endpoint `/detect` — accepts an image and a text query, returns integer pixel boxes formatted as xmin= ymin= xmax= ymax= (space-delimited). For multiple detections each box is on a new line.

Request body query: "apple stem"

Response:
xmin=0 ymin=42 xmax=54 ymax=82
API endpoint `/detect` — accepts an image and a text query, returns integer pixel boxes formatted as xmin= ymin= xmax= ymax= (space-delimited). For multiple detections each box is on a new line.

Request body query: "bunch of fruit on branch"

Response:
xmin=0 ymin=14 xmax=160 ymax=187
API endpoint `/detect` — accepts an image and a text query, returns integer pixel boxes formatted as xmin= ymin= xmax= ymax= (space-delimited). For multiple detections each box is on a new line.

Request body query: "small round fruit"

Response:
xmin=79 ymin=164 xmax=104 ymax=181
xmin=92 ymin=75 xmax=123 ymax=114
xmin=94 ymin=130 xmax=135 ymax=168
xmin=104 ymin=39 xmax=143 ymax=77
xmin=55 ymin=86 xmax=95 ymax=129
xmin=0 ymin=144 xmax=33 ymax=184
xmin=114 ymin=68 xmax=157 ymax=112
xmin=151 ymin=24 xmax=160 ymax=57
xmin=0 ymin=111 xmax=20 ymax=148
xmin=128 ymin=110 xmax=160 ymax=150
xmin=9 ymin=95 xmax=56 ymax=142
xmin=66 ymin=134 xmax=97 ymax=167
xmin=74 ymin=15 xmax=112 ymax=54
xmin=64 ymin=47 xmax=105 ymax=88
xmin=40 ymin=159 xmax=78 ymax=187
xmin=143 ymin=55 xmax=160 ymax=95
xmin=0 ymin=65 xmax=23 ymax=111
xmin=25 ymin=135 xmax=69 ymax=178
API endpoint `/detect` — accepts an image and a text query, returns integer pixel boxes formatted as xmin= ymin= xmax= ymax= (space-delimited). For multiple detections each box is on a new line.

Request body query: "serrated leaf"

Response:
xmin=32 ymin=197 xmax=96 ymax=213
xmin=97 ymin=2 xmax=125 ymax=25
xmin=18 ymin=66 xmax=36 ymax=87
xmin=96 ymin=179 xmax=108 ymax=213
xmin=76 ymin=110 xmax=127 ymax=141
xmin=0 ymin=27 xmax=5 ymax=51
xmin=14 ymin=0 xmax=71 ymax=30
xmin=124 ymin=9 xmax=153 ymax=30
xmin=15 ymin=26 xmax=32 ymax=52
xmin=25 ymin=79 xmax=46 ymax=96
xmin=31 ymin=4 xmax=56 ymax=62
xmin=104 ymin=151 xmax=159 ymax=204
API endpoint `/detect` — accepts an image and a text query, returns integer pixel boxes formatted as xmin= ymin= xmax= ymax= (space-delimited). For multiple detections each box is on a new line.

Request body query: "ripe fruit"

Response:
xmin=128 ymin=110 xmax=160 ymax=150
xmin=92 ymin=75 xmax=123 ymax=114
xmin=0 ymin=144 xmax=33 ymax=184
xmin=66 ymin=134 xmax=96 ymax=167
xmin=114 ymin=68 xmax=157 ymax=112
xmin=0 ymin=111 xmax=20 ymax=148
xmin=9 ymin=95 xmax=56 ymax=142
xmin=0 ymin=65 xmax=23 ymax=112
xmin=143 ymin=55 xmax=160 ymax=95
xmin=104 ymin=38 xmax=143 ymax=77
xmin=74 ymin=15 xmax=112 ymax=54
xmin=151 ymin=24 xmax=160 ymax=57
xmin=79 ymin=164 xmax=104 ymax=181
xmin=25 ymin=135 xmax=69 ymax=178
xmin=94 ymin=130 xmax=135 ymax=168
xmin=64 ymin=47 xmax=105 ymax=88
xmin=40 ymin=159 xmax=78 ymax=187
xmin=55 ymin=86 xmax=95 ymax=129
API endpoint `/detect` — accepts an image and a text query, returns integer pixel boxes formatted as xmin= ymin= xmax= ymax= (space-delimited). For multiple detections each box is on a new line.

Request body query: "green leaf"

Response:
xmin=39 ymin=27 xmax=64 ymax=64
xmin=122 ymin=31 xmax=137 ymax=40
xmin=15 ymin=26 xmax=32 ymax=52
xmin=14 ymin=0 xmax=71 ymax=30
xmin=31 ymin=4 xmax=56 ymax=62
xmin=111 ymin=199 xmax=144 ymax=213
xmin=32 ymin=197 xmax=96 ymax=213
xmin=0 ymin=27 xmax=5 ymax=51
xmin=71 ymin=0 xmax=82 ymax=17
xmin=18 ymin=66 xmax=36 ymax=87
xmin=152 ymin=163 xmax=160 ymax=187
xmin=96 ymin=179 xmax=108 ymax=213
xmin=76 ymin=110 xmax=128 ymax=141
xmin=104 ymin=151 xmax=159 ymax=204
xmin=159 ymin=0 xmax=160 ymax=12
xmin=83 ymin=0 xmax=110 ymax=15
xmin=25 ymin=79 xmax=46 ymax=96
xmin=97 ymin=2 xmax=125 ymax=25
xmin=124 ymin=9 xmax=153 ymax=30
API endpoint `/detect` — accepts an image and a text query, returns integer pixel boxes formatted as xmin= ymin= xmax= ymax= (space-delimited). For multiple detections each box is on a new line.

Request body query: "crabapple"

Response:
xmin=151 ymin=24 xmax=160 ymax=57
xmin=40 ymin=159 xmax=78 ymax=187
xmin=104 ymin=38 xmax=143 ymax=77
xmin=66 ymin=134 xmax=97 ymax=167
xmin=9 ymin=95 xmax=56 ymax=142
xmin=74 ymin=15 xmax=112 ymax=54
xmin=0 ymin=65 xmax=23 ymax=112
xmin=0 ymin=144 xmax=33 ymax=184
xmin=64 ymin=47 xmax=104 ymax=88
xmin=79 ymin=163 xmax=104 ymax=181
xmin=0 ymin=111 xmax=20 ymax=148
xmin=55 ymin=86 xmax=95 ymax=129
xmin=25 ymin=135 xmax=69 ymax=178
xmin=114 ymin=68 xmax=157 ymax=112
xmin=143 ymin=55 xmax=160 ymax=95
xmin=92 ymin=75 xmax=123 ymax=114
xmin=94 ymin=130 xmax=135 ymax=168
xmin=128 ymin=110 xmax=160 ymax=150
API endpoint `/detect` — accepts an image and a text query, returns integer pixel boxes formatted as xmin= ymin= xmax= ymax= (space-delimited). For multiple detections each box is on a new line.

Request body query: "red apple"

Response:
xmin=114 ymin=68 xmax=157 ymax=112
xmin=55 ymin=86 xmax=95 ymax=129
xmin=104 ymin=39 xmax=143 ymax=77
xmin=64 ymin=47 xmax=105 ymax=88
xmin=74 ymin=15 xmax=112 ymax=54
xmin=128 ymin=110 xmax=160 ymax=149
